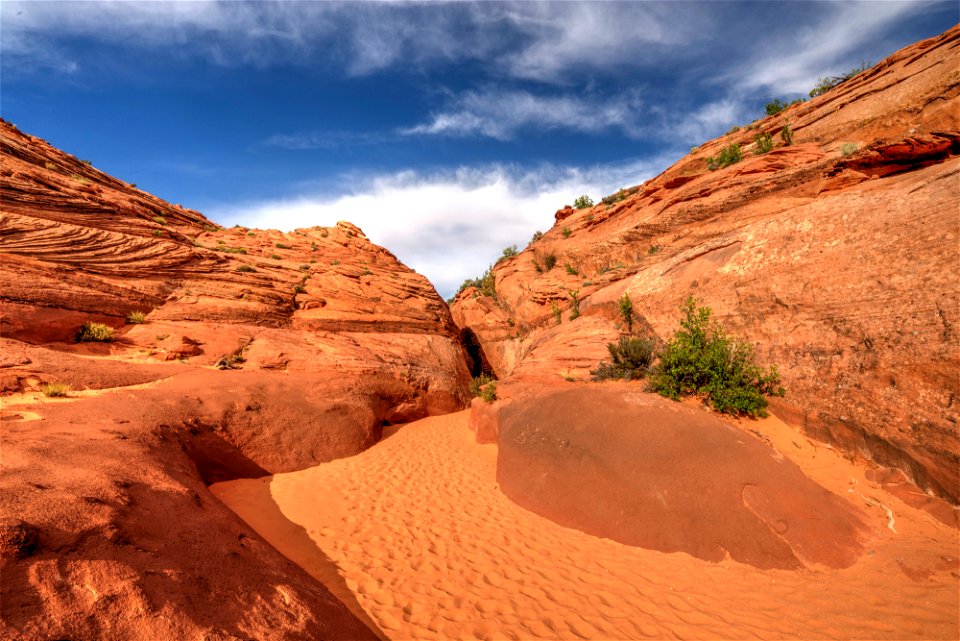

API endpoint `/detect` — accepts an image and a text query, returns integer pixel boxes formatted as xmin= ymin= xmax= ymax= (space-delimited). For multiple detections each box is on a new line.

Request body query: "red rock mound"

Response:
xmin=495 ymin=384 xmax=871 ymax=570
xmin=0 ymin=118 xmax=473 ymax=639
xmin=452 ymin=25 xmax=960 ymax=504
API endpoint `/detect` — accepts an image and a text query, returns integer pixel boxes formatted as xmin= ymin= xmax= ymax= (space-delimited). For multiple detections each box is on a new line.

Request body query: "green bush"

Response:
xmin=754 ymin=132 xmax=774 ymax=154
xmin=809 ymin=60 xmax=871 ymax=98
xmin=551 ymin=301 xmax=562 ymax=325
xmin=152 ymin=216 xmax=167 ymax=225
xmin=618 ymin=293 xmax=634 ymax=332
xmin=293 ymin=283 xmax=306 ymax=294
xmin=498 ymin=245 xmax=518 ymax=262
xmin=126 ymin=311 xmax=147 ymax=324
xmin=564 ymin=263 xmax=578 ymax=276
xmin=573 ymin=195 xmax=594 ymax=209
xmin=531 ymin=230 xmax=544 ymax=243
xmin=568 ymin=289 xmax=581 ymax=320
xmin=706 ymin=143 xmax=742 ymax=170
xmin=77 ymin=322 xmax=114 ymax=342
xmin=591 ymin=336 xmax=655 ymax=381
xmin=480 ymin=380 xmax=497 ymax=403
xmin=764 ymin=99 xmax=788 ymax=116
xmin=41 ymin=382 xmax=71 ymax=397
xmin=840 ymin=142 xmax=859 ymax=157
xmin=275 ymin=242 xmax=290 ymax=249
xmin=781 ymin=122 xmax=794 ymax=146
xmin=236 ymin=264 xmax=256 ymax=273
xmin=562 ymin=227 xmax=572 ymax=238
xmin=649 ymin=297 xmax=784 ymax=417
xmin=469 ymin=373 xmax=495 ymax=397
xmin=456 ymin=266 xmax=496 ymax=299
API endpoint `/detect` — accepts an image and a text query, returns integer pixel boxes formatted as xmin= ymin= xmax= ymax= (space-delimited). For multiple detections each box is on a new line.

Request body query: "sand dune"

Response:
xmin=211 ymin=411 xmax=959 ymax=640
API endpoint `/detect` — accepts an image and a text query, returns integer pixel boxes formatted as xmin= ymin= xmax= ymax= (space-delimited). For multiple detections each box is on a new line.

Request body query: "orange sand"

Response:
xmin=211 ymin=411 xmax=959 ymax=640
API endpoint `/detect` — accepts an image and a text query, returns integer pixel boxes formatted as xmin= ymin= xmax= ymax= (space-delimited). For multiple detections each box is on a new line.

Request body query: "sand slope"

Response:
xmin=212 ymin=411 xmax=959 ymax=640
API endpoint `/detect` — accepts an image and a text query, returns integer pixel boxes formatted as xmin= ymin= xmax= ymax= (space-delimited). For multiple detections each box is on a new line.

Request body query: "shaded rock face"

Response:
xmin=0 ymin=120 xmax=472 ymax=640
xmin=496 ymin=384 xmax=871 ymax=570
xmin=0 ymin=390 xmax=380 ymax=641
xmin=451 ymin=26 xmax=960 ymax=503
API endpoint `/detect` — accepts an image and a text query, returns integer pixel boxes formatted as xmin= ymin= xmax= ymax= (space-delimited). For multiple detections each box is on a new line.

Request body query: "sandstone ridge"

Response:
xmin=451 ymin=25 xmax=960 ymax=505
xmin=0 ymin=119 xmax=472 ymax=640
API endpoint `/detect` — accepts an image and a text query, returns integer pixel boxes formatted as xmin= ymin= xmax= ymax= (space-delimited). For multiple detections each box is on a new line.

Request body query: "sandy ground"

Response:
xmin=211 ymin=410 xmax=959 ymax=641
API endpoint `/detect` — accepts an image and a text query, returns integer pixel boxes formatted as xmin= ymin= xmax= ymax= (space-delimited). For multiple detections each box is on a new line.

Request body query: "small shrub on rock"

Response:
xmin=480 ymin=380 xmax=497 ymax=403
xmin=77 ymin=322 xmax=114 ymax=342
xmin=781 ymin=122 xmax=794 ymax=146
xmin=754 ymin=132 xmax=774 ymax=154
xmin=764 ymin=99 xmax=788 ymax=116
xmin=573 ymin=195 xmax=594 ymax=209
xmin=41 ymin=382 xmax=70 ymax=397
xmin=236 ymin=265 xmax=256 ymax=273
xmin=706 ymin=143 xmax=742 ymax=170
xmin=126 ymin=311 xmax=147 ymax=324
xmin=618 ymin=294 xmax=634 ymax=332
xmin=591 ymin=336 xmax=655 ymax=381
xmin=469 ymin=373 xmax=495 ymax=398
xmin=649 ymin=297 xmax=784 ymax=417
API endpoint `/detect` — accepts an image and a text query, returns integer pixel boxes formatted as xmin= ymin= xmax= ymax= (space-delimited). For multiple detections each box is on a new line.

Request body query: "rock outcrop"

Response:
xmin=452 ymin=25 xmax=960 ymax=504
xmin=493 ymin=384 xmax=871 ymax=570
xmin=0 ymin=119 xmax=472 ymax=639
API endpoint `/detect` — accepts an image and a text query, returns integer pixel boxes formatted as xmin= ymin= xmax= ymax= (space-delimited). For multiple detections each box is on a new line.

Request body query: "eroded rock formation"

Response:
xmin=0 ymin=119 xmax=471 ymax=640
xmin=452 ymin=26 xmax=960 ymax=504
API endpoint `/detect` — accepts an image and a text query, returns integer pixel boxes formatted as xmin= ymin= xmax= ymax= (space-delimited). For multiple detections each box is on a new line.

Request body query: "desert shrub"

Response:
xmin=618 ymin=293 xmax=634 ymax=332
xmin=331 ymin=259 xmax=341 ymax=266
xmin=649 ymin=297 xmax=784 ymax=417
xmin=551 ymin=301 xmax=562 ymax=325
xmin=217 ymin=246 xmax=247 ymax=254
xmin=203 ymin=224 xmax=218 ymax=232
xmin=126 ymin=311 xmax=147 ymax=324
xmin=531 ymin=230 xmax=544 ymax=243
xmin=469 ymin=373 xmax=495 ymax=397
xmin=153 ymin=230 xmax=164 ymax=237
xmin=809 ymin=60 xmax=872 ymax=98
xmin=781 ymin=122 xmax=794 ymax=146
xmin=840 ymin=142 xmax=859 ymax=156
xmin=270 ymin=254 xmax=281 ymax=260
xmin=457 ymin=266 xmax=496 ymax=299
xmin=236 ymin=264 xmax=256 ymax=273
xmin=764 ymin=99 xmax=788 ymax=116
xmin=293 ymin=283 xmax=306 ymax=294
xmin=41 ymin=382 xmax=70 ymax=397
xmin=568 ymin=289 xmax=581 ymax=320
xmin=77 ymin=322 xmax=114 ymax=342
xmin=80 ymin=159 xmax=92 ymax=165
xmin=573 ymin=195 xmax=594 ymax=209
xmin=562 ymin=227 xmax=571 ymax=238
xmin=564 ymin=263 xmax=578 ymax=276
xmin=498 ymin=245 xmax=518 ymax=262
xmin=648 ymin=245 xmax=661 ymax=255
xmin=591 ymin=336 xmax=655 ymax=381
xmin=726 ymin=125 xmax=741 ymax=134
xmin=275 ymin=242 xmax=290 ymax=249
xmin=533 ymin=250 xmax=557 ymax=272
xmin=299 ymin=264 xmax=310 ymax=271
xmin=215 ymin=352 xmax=245 ymax=370
xmin=601 ymin=188 xmax=631 ymax=206
xmin=706 ymin=143 xmax=742 ymax=170
xmin=690 ymin=146 xmax=700 ymax=154
xmin=754 ymin=132 xmax=774 ymax=154
xmin=480 ymin=381 xmax=497 ymax=403
xmin=152 ymin=216 xmax=167 ymax=225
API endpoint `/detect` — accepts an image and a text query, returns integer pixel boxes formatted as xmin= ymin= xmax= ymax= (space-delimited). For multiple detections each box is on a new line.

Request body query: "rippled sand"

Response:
xmin=212 ymin=411 xmax=958 ymax=640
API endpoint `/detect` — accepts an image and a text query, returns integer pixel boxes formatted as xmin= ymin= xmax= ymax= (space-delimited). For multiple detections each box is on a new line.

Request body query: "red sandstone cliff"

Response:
xmin=451 ymin=26 xmax=960 ymax=504
xmin=0 ymin=119 xmax=471 ymax=640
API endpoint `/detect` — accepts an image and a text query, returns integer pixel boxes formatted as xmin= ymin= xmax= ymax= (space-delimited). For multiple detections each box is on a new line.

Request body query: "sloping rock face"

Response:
xmin=495 ymin=384 xmax=871 ymax=570
xmin=0 ymin=119 xmax=471 ymax=639
xmin=451 ymin=26 xmax=960 ymax=503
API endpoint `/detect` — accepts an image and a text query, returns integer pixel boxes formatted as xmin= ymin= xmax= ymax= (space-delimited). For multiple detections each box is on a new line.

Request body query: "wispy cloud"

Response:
xmin=212 ymin=159 xmax=672 ymax=298
xmin=261 ymin=130 xmax=397 ymax=150
xmin=400 ymin=89 xmax=647 ymax=140
xmin=730 ymin=1 xmax=941 ymax=94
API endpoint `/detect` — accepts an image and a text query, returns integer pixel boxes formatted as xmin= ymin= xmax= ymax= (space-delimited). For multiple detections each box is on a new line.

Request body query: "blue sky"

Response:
xmin=2 ymin=1 xmax=956 ymax=297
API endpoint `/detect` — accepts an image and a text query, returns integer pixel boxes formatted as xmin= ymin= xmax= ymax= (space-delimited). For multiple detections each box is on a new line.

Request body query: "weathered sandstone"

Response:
xmin=452 ymin=26 xmax=960 ymax=504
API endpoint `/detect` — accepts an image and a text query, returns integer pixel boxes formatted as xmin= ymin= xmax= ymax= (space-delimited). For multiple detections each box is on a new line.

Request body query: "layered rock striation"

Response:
xmin=451 ymin=26 xmax=960 ymax=503
xmin=0 ymin=119 xmax=471 ymax=640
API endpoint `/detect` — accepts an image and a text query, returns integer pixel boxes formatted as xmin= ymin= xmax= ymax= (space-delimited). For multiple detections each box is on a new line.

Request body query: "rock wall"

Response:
xmin=451 ymin=26 xmax=960 ymax=502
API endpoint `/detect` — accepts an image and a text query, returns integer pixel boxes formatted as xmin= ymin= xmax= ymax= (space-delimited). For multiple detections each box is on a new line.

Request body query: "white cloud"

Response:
xmin=732 ymin=1 xmax=936 ymax=94
xmin=401 ymin=89 xmax=646 ymax=140
xmin=211 ymin=160 xmax=671 ymax=298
